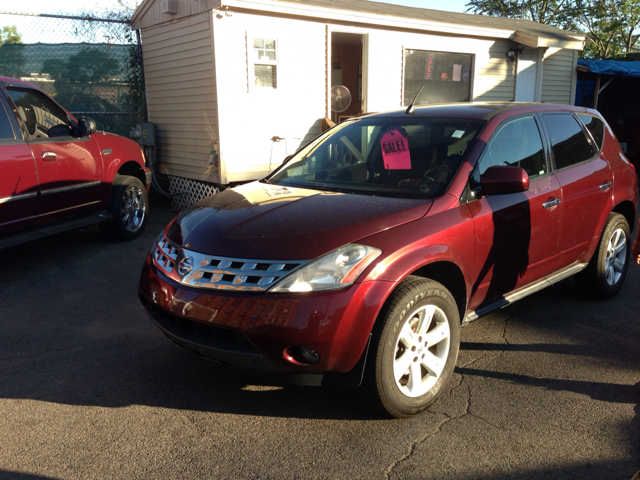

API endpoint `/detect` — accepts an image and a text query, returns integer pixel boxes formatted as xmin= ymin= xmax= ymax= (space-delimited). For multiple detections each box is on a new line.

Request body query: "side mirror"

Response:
xmin=476 ymin=165 xmax=529 ymax=197
xmin=77 ymin=116 xmax=97 ymax=137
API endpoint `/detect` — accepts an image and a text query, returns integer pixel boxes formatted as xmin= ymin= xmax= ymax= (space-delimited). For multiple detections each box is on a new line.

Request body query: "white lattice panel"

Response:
xmin=169 ymin=176 xmax=220 ymax=210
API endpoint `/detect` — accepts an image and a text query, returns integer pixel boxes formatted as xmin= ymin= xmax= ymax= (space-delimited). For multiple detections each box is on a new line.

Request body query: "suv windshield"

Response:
xmin=265 ymin=116 xmax=485 ymax=198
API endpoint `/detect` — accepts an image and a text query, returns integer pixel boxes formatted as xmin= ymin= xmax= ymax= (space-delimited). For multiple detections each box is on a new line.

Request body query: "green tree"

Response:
xmin=572 ymin=0 xmax=640 ymax=58
xmin=0 ymin=25 xmax=25 ymax=77
xmin=0 ymin=25 xmax=22 ymax=44
xmin=466 ymin=0 xmax=640 ymax=58
xmin=465 ymin=0 xmax=573 ymax=25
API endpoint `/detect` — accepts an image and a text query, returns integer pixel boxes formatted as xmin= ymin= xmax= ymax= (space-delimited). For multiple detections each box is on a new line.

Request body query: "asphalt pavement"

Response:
xmin=0 ymin=201 xmax=638 ymax=479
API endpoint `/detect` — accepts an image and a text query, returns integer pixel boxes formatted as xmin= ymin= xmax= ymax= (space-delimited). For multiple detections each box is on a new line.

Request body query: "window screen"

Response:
xmin=577 ymin=114 xmax=604 ymax=150
xmin=403 ymin=50 xmax=472 ymax=106
xmin=479 ymin=116 xmax=547 ymax=179
xmin=541 ymin=114 xmax=596 ymax=170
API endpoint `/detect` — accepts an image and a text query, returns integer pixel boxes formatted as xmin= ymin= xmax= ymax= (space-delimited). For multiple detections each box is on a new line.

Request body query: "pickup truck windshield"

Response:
xmin=266 ymin=116 xmax=485 ymax=198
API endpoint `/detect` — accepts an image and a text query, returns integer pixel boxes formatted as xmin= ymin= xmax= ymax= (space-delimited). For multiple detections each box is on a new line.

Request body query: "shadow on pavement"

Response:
xmin=455 ymin=366 xmax=637 ymax=404
xmin=0 ymin=211 xmax=376 ymax=421
xmin=0 ymin=471 xmax=58 ymax=480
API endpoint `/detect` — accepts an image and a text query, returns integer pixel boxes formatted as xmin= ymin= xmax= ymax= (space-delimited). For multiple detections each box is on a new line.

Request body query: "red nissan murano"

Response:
xmin=139 ymin=103 xmax=638 ymax=418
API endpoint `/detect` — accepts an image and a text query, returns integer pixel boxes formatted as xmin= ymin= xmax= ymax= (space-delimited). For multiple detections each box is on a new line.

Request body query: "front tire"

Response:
xmin=101 ymin=175 xmax=149 ymax=241
xmin=364 ymin=277 xmax=460 ymax=418
xmin=574 ymin=212 xmax=630 ymax=299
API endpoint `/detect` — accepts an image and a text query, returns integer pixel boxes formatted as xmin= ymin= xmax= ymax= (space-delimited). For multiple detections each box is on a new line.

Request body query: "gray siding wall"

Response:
xmin=142 ymin=12 xmax=220 ymax=182
xmin=541 ymin=47 xmax=577 ymax=105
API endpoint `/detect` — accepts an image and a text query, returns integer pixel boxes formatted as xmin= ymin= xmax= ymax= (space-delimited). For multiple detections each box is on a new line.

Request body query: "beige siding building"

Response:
xmin=131 ymin=0 xmax=587 ymax=205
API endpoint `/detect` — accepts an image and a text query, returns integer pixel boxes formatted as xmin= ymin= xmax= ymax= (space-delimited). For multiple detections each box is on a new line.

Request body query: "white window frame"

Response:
xmin=248 ymin=33 xmax=279 ymax=91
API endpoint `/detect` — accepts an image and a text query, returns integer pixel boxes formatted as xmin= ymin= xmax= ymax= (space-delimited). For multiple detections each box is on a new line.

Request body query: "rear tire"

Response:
xmin=364 ymin=277 xmax=460 ymax=418
xmin=101 ymin=175 xmax=149 ymax=241
xmin=574 ymin=213 xmax=630 ymax=299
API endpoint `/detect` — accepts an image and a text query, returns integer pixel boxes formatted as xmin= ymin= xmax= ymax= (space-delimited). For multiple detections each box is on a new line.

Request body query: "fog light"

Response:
xmin=283 ymin=346 xmax=320 ymax=365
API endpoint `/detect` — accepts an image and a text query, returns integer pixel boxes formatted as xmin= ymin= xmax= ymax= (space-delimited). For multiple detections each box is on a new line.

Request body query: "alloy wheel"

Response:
xmin=120 ymin=185 xmax=146 ymax=232
xmin=604 ymin=227 xmax=627 ymax=286
xmin=394 ymin=304 xmax=451 ymax=398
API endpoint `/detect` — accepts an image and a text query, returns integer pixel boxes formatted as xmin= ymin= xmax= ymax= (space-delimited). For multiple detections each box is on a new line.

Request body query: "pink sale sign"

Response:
xmin=381 ymin=129 xmax=411 ymax=170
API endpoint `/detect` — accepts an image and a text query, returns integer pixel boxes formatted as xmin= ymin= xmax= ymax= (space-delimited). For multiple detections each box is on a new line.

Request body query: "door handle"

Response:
xmin=599 ymin=182 xmax=612 ymax=190
xmin=542 ymin=198 xmax=561 ymax=209
xmin=42 ymin=152 xmax=57 ymax=162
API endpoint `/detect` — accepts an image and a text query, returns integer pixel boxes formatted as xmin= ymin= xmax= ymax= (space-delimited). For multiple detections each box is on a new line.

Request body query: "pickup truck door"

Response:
xmin=0 ymin=94 xmax=38 ymax=234
xmin=6 ymin=86 xmax=103 ymax=220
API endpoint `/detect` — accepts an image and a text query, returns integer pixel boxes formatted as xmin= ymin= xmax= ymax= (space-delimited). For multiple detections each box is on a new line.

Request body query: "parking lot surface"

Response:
xmin=0 ymin=203 xmax=638 ymax=479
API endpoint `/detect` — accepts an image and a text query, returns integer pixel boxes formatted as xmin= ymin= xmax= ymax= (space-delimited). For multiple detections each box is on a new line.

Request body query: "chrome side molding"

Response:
xmin=462 ymin=262 xmax=588 ymax=324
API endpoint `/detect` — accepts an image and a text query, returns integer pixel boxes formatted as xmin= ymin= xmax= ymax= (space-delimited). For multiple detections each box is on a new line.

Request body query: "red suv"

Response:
xmin=1 ymin=77 xmax=150 ymax=248
xmin=138 ymin=103 xmax=637 ymax=418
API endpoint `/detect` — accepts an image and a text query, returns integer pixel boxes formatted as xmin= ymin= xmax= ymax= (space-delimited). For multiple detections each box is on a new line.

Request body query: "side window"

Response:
xmin=253 ymin=37 xmax=277 ymax=88
xmin=479 ymin=116 xmax=547 ymax=179
xmin=577 ymin=114 xmax=604 ymax=151
xmin=0 ymin=102 xmax=15 ymax=140
xmin=6 ymin=87 xmax=70 ymax=139
xmin=541 ymin=113 xmax=596 ymax=170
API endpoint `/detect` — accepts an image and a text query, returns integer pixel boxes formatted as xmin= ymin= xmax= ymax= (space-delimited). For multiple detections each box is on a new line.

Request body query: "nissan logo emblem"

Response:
xmin=178 ymin=256 xmax=194 ymax=277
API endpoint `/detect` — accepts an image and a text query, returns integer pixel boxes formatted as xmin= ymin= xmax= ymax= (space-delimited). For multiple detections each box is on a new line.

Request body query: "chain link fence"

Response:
xmin=0 ymin=11 xmax=146 ymax=137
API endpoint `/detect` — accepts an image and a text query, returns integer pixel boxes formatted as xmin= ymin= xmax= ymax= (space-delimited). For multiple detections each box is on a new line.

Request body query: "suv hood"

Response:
xmin=167 ymin=182 xmax=432 ymax=260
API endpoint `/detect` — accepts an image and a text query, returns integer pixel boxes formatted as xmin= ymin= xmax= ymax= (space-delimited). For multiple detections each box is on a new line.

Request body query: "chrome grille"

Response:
xmin=152 ymin=234 xmax=306 ymax=292
xmin=154 ymin=234 xmax=179 ymax=275
xmin=182 ymin=251 xmax=306 ymax=292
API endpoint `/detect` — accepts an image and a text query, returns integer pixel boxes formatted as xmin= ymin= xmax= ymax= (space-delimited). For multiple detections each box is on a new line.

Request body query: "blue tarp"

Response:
xmin=577 ymin=58 xmax=640 ymax=78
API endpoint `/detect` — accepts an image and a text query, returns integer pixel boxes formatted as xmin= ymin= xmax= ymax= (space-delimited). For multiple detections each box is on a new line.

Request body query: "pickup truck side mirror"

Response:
xmin=475 ymin=165 xmax=530 ymax=197
xmin=77 ymin=116 xmax=97 ymax=137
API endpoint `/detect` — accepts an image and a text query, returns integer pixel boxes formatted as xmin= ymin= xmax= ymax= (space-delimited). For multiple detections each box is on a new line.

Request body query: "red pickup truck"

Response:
xmin=0 ymin=76 xmax=151 ymax=248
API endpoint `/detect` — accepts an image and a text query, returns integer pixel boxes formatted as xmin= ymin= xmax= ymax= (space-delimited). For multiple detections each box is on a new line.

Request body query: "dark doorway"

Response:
xmin=330 ymin=32 xmax=364 ymax=123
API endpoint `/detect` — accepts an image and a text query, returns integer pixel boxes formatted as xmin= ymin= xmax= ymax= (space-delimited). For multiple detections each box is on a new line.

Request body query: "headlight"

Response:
xmin=269 ymin=244 xmax=382 ymax=293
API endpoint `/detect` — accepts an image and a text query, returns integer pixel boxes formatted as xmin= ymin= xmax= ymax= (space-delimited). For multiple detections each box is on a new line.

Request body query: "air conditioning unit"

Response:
xmin=161 ymin=0 xmax=178 ymax=14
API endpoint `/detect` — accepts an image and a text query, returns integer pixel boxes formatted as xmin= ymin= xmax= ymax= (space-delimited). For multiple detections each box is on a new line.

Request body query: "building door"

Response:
xmin=514 ymin=48 xmax=540 ymax=102
xmin=330 ymin=32 xmax=365 ymax=123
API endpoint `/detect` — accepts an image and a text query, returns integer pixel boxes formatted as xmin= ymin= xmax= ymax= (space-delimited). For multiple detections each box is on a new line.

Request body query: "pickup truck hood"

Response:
xmin=167 ymin=182 xmax=432 ymax=260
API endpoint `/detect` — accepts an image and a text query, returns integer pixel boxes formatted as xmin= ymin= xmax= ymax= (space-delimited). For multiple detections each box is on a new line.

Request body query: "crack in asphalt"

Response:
xmin=501 ymin=311 xmax=512 ymax=347
xmin=468 ymin=412 xmax=509 ymax=432
xmin=385 ymin=385 xmax=472 ymax=479
xmin=181 ymin=412 xmax=208 ymax=437
xmin=0 ymin=344 xmax=81 ymax=362
xmin=386 ymin=310 xmax=520 ymax=477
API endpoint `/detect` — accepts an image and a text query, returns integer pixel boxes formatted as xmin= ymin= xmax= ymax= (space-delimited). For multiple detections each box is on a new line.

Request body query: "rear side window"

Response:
xmin=577 ymin=114 xmax=604 ymax=150
xmin=541 ymin=114 xmax=596 ymax=170
xmin=0 ymin=102 xmax=14 ymax=139
xmin=479 ymin=116 xmax=547 ymax=179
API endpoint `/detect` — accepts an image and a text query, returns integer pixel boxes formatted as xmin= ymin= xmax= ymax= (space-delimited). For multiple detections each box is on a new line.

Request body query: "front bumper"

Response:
xmin=139 ymin=256 xmax=392 ymax=386
xmin=143 ymin=167 xmax=152 ymax=191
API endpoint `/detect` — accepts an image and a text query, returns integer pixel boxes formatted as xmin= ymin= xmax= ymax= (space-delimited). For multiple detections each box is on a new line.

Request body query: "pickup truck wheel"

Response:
xmin=101 ymin=175 xmax=148 ymax=241
xmin=364 ymin=277 xmax=460 ymax=418
xmin=574 ymin=213 xmax=630 ymax=299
